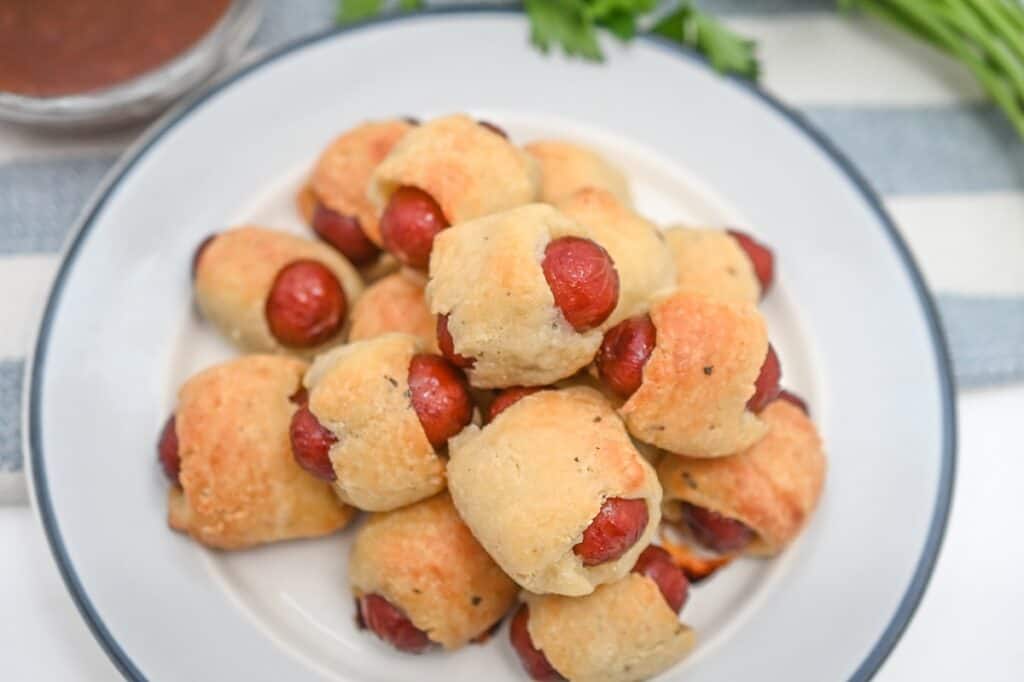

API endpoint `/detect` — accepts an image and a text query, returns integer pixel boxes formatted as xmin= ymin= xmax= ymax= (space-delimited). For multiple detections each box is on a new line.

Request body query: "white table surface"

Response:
xmin=4 ymin=383 xmax=1021 ymax=680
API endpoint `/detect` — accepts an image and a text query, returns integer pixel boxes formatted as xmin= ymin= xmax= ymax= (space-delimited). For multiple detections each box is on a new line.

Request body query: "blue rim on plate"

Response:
xmin=26 ymin=7 xmax=957 ymax=681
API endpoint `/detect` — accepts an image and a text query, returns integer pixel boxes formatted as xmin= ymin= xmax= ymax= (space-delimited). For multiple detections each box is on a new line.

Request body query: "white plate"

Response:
xmin=26 ymin=9 xmax=955 ymax=682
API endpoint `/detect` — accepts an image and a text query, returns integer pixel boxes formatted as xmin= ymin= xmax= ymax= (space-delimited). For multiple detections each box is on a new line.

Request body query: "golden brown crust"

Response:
xmin=621 ymin=291 xmax=768 ymax=457
xmin=348 ymin=271 xmax=437 ymax=351
xmin=168 ymin=355 xmax=354 ymax=550
xmin=426 ymin=203 xmax=603 ymax=388
xmin=447 ymin=387 xmax=661 ymax=596
xmin=369 ymin=114 xmax=539 ymax=225
xmin=659 ymin=399 xmax=826 ymax=555
xmin=194 ymin=226 xmax=365 ymax=357
xmin=304 ymin=334 xmax=446 ymax=511
xmin=349 ymin=493 xmax=518 ymax=649
xmin=664 ymin=226 xmax=760 ymax=303
xmin=524 ymin=574 xmax=695 ymax=682
xmin=524 ymin=140 xmax=631 ymax=206
xmin=555 ymin=188 xmax=676 ymax=324
xmin=305 ymin=119 xmax=414 ymax=246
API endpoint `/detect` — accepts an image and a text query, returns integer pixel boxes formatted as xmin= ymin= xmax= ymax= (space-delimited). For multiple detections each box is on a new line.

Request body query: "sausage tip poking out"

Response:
xmin=631 ymin=545 xmax=690 ymax=614
xmin=359 ymin=594 xmax=432 ymax=654
xmin=509 ymin=605 xmax=565 ymax=681
xmin=541 ymin=237 xmax=619 ymax=332
xmin=191 ymin=234 xmax=217 ymax=280
xmin=573 ymin=497 xmax=648 ymax=566
xmin=157 ymin=415 xmax=180 ymax=484
xmin=265 ymin=259 xmax=347 ymax=348
xmin=312 ymin=202 xmax=381 ymax=267
xmin=477 ymin=120 xmax=508 ymax=138
xmin=726 ymin=229 xmax=774 ymax=296
xmin=777 ymin=389 xmax=809 ymax=415
xmin=408 ymin=354 xmax=474 ymax=449
xmin=289 ymin=405 xmax=338 ymax=481
xmin=436 ymin=314 xmax=476 ymax=369
xmin=680 ymin=502 xmax=755 ymax=554
xmin=379 ymin=186 xmax=449 ymax=269
xmin=487 ymin=386 xmax=541 ymax=423
xmin=747 ymin=343 xmax=782 ymax=414
xmin=595 ymin=314 xmax=656 ymax=399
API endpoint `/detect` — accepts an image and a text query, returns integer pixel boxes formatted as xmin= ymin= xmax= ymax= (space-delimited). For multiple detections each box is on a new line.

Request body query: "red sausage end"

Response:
xmin=359 ymin=594 xmax=432 ymax=654
xmin=595 ymin=314 xmax=656 ymax=399
xmin=408 ymin=354 xmax=474 ymax=449
xmin=265 ymin=260 xmax=347 ymax=348
xmin=312 ymin=202 xmax=381 ymax=267
xmin=509 ymin=605 xmax=565 ymax=681
xmin=289 ymin=405 xmax=338 ymax=481
xmin=573 ymin=497 xmax=648 ymax=566
xmin=542 ymin=237 xmax=619 ymax=332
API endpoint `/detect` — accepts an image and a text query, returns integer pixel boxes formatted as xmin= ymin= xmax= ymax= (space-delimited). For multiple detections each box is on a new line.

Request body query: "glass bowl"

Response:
xmin=0 ymin=0 xmax=262 ymax=130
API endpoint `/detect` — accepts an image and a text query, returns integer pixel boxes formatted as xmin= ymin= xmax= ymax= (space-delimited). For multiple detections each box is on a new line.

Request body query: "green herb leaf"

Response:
xmin=524 ymin=0 xmax=604 ymax=61
xmin=652 ymin=3 xmax=759 ymax=80
xmin=337 ymin=0 xmax=383 ymax=25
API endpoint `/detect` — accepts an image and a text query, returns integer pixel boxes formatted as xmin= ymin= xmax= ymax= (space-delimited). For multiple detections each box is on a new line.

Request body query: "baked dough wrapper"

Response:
xmin=621 ymin=291 xmax=768 ymax=457
xmin=369 ymin=113 xmax=540 ymax=226
xmin=659 ymin=399 xmax=826 ymax=556
xmin=555 ymin=188 xmax=676 ymax=325
xmin=426 ymin=203 xmax=607 ymax=388
xmin=523 ymin=573 xmax=695 ymax=682
xmin=168 ymin=355 xmax=354 ymax=549
xmin=663 ymin=226 xmax=760 ymax=303
xmin=524 ymin=140 xmax=631 ymax=207
xmin=298 ymin=118 xmax=414 ymax=247
xmin=194 ymin=226 xmax=364 ymax=357
xmin=348 ymin=270 xmax=437 ymax=351
xmin=448 ymin=387 xmax=661 ymax=596
xmin=304 ymin=333 xmax=446 ymax=511
xmin=349 ymin=492 xmax=518 ymax=649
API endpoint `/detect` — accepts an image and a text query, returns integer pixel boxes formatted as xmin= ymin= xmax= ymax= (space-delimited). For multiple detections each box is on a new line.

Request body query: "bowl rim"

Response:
xmin=23 ymin=6 xmax=957 ymax=681
xmin=0 ymin=0 xmax=262 ymax=127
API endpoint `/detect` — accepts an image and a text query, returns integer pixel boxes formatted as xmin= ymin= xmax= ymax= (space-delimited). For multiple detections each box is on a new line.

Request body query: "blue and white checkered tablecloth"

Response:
xmin=2 ymin=0 xmax=1022 ymax=503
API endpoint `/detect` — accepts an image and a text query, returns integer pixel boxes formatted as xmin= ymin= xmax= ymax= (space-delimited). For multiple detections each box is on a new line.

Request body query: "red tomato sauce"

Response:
xmin=0 ymin=0 xmax=232 ymax=97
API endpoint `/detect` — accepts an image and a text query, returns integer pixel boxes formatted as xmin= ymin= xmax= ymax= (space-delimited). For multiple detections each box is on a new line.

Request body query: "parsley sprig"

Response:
xmin=337 ymin=1 xmax=1024 ymax=138
xmin=337 ymin=1 xmax=760 ymax=80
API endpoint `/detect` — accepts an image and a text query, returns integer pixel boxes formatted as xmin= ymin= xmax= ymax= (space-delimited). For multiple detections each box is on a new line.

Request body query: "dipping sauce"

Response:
xmin=0 ymin=0 xmax=232 ymax=97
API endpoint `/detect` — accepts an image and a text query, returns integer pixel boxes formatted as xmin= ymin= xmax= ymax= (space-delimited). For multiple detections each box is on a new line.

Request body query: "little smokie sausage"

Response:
xmin=358 ymin=594 xmax=432 ymax=654
xmin=778 ymin=389 xmax=809 ymax=415
xmin=572 ymin=497 xmax=649 ymax=566
xmin=631 ymin=545 xmax=689 ymax=613
xmin=511 ymin=545 xmax=689 ymax=680
xmin=477 ymin=120 xmax=508 ymax=138
xmin=595 ymin=314 xmax=656 ymax=398
xmin=727 ymin=229 xmax=774 ymax=296
xmin=509 ymin=605 xmax=565 ymax=682
xmin=312 ymin=203 xmax=381 ymax=267
xmin=289 ymin=405 xmax=338 ymax=481
xmin=486 ymin=386 xmax=542 ymax=423
xmin=747 ymin=344 xmax=782 ymax=413
xmin=598 ymin=317 xmax=780 ymax=414
xmin=680 ymin=502 xmax=755 ymax=554
xmin=264 ymin=260 xmax=347 ymax=348
xmin=157 ymin=415 xmax=180 ymax=484
xmin=541 ymin=236 xmax=619 ymax=332
xmin=407 ymin=353 xmax=474 ymax=449
xmin=379 ymin=186 xmax=449 ymax=269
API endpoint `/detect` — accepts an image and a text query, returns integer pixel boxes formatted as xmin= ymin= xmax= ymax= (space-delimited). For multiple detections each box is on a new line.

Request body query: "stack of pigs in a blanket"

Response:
xmin=161 ymin=114 xmax=825 ymax=682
